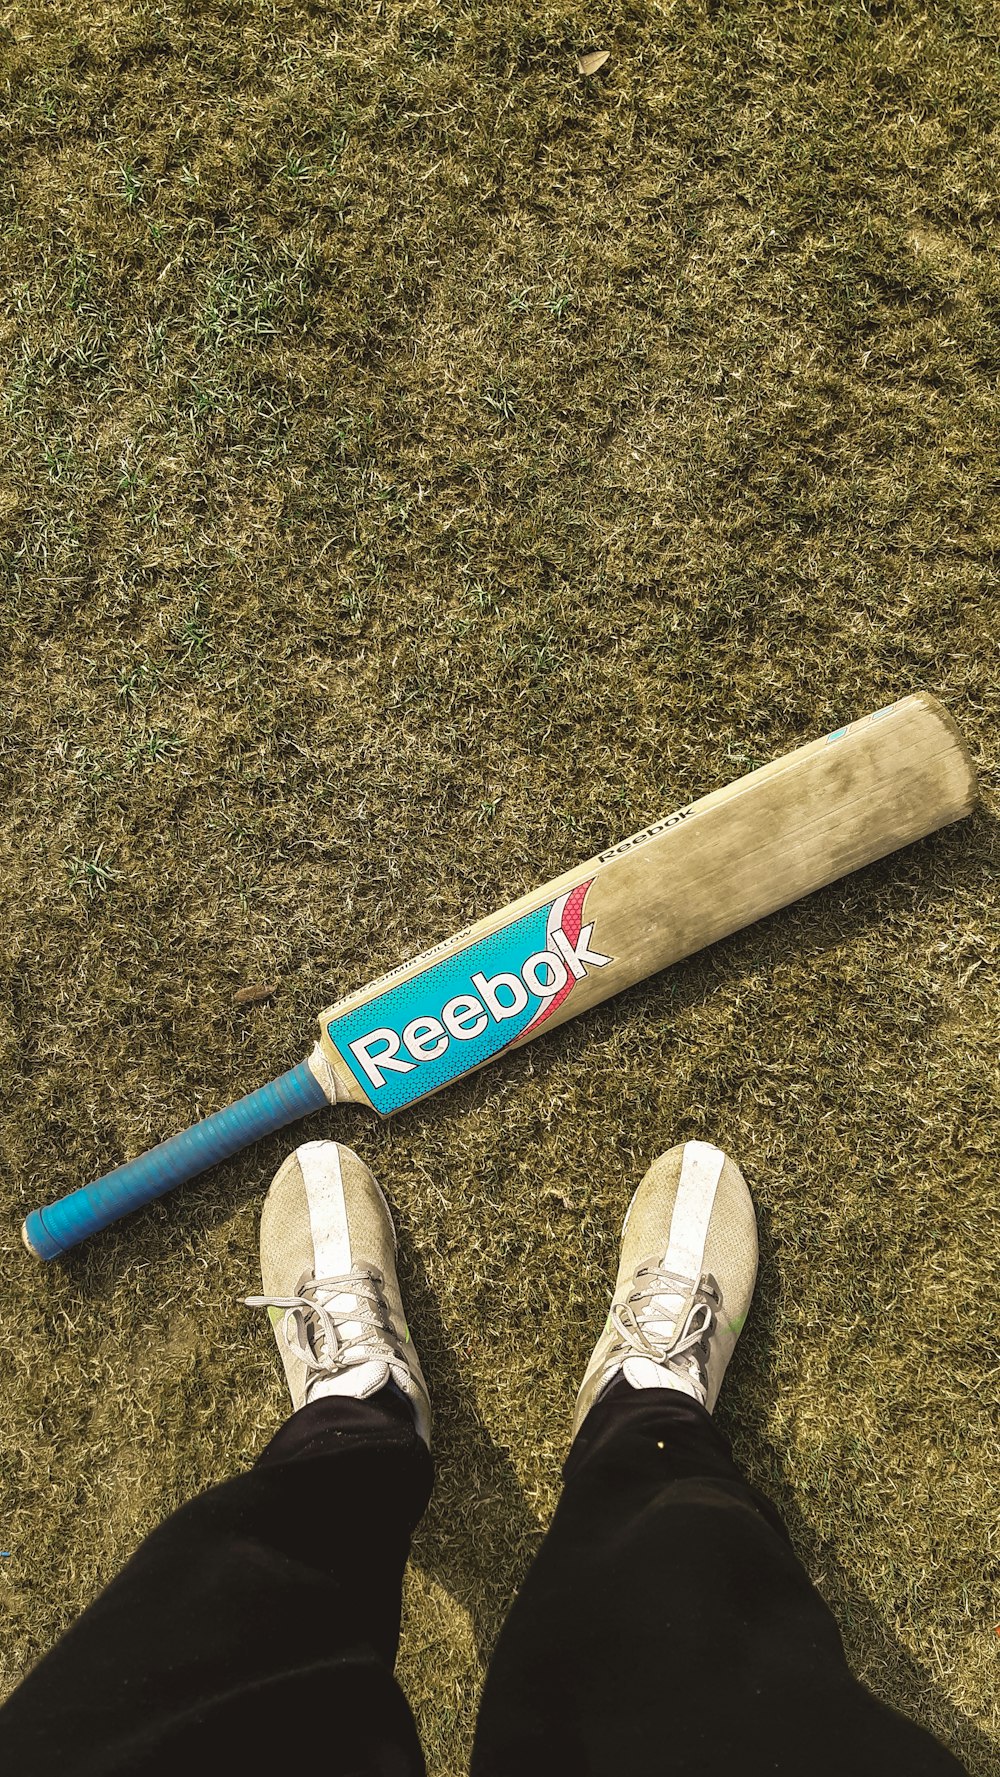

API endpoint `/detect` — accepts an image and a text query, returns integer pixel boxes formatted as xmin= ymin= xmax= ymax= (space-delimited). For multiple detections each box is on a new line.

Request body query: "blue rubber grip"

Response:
xmin=23 ymin=1060 xmax=330 ymax=1260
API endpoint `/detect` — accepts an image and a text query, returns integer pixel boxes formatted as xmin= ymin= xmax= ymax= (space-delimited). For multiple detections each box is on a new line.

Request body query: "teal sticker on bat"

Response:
xmin=326 ymin=881 xmax=612 ymax=1114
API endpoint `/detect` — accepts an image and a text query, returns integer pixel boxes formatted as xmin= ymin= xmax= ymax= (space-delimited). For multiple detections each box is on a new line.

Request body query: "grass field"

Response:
xmin=1 ymin=0 xmax=997 ymax=1769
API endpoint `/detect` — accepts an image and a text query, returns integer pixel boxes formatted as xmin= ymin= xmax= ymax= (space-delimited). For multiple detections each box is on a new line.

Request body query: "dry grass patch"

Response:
xmin=2 ymin=2 xmax=998 ymax=1772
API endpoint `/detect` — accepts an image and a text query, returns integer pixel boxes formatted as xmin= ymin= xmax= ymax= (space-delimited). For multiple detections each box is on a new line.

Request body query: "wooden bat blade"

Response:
xmin=318 ymin=693 xmax=977 ymax=1115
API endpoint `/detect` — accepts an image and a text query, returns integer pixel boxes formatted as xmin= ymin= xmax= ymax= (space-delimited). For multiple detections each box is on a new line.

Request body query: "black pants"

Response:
xmin=0 ymin=1380 xmax=966 ymax=1776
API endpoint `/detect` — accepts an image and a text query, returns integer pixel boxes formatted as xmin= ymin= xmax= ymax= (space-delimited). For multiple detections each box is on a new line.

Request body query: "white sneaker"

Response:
xmin=245 ymin=1140 xmax=431 ymax=1446
xmin=572 ymin=1140 xmax=757 ymax=1440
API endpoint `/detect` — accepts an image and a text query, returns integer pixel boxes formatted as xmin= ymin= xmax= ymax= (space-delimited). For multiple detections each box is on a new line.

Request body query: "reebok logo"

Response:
xmin=325 ymin=882 xmax=613 ymax=1113
xmin=349 ymin=919 xmax=611 ymax=1089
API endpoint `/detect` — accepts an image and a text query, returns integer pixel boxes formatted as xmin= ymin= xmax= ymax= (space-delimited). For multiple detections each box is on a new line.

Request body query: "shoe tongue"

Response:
xmin=326 ymin=1284 xmax=366 ymax=1349
xmin=304 ymin=1281 xmax=370 ymax=1362
xmin=300 ymin=1279 xmax=417 ymax=1417
xmin=622 ymin=1356 xmax=703 ymax=1401
xmin=642 ymin=1281 xmax=690 ymax=1344
xmin=306 ymin=1356 xmax=418 ymax=1410
xmin=307 ymin=1357 xmax=390 ymax=1403
xmin=625 ymin=1274 xmax=707 ymax=1406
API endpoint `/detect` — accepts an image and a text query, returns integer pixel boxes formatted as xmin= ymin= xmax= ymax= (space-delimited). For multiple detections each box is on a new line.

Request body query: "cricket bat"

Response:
xmin=22 ymin=692 xmax=978 ymax=1259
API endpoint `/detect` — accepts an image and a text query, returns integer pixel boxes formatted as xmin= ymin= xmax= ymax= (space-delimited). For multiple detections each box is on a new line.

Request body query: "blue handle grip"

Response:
xmin=22 ymin=1060 xmax=330 ymax=1260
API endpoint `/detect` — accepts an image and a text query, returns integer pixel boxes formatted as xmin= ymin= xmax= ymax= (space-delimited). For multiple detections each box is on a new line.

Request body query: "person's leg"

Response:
xmin=472 ymin=1141 xmax=967 ymax=1777
xmin=0 ymin=1142 xmax=433 ymax=1777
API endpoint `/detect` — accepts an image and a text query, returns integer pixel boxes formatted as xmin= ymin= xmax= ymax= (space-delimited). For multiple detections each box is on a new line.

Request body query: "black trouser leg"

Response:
xmin=0 ymin=1388 xmax=432 ymax=1777
xmin=472 ymin=1378 xmax=967 ymax=1777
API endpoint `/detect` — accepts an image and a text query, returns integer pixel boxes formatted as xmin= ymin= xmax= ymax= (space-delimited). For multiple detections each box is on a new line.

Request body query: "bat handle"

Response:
xmin=21 ymin=1059 xmax=330 ymax=1260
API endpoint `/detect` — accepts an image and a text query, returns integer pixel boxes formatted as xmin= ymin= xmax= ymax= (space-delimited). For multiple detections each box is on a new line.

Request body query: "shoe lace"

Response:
xmin=244 ymin=1266 xmax=407 ymax=1378
xmin=607 ymin=1263 xmax=723 ymax=1404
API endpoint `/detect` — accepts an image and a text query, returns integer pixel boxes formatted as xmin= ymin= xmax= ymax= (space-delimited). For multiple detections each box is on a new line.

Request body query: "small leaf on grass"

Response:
xmin=233 ymin=982 xmax=280 ymax=1006
xmin=578 ymin=50 xmax=610 ymax=75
